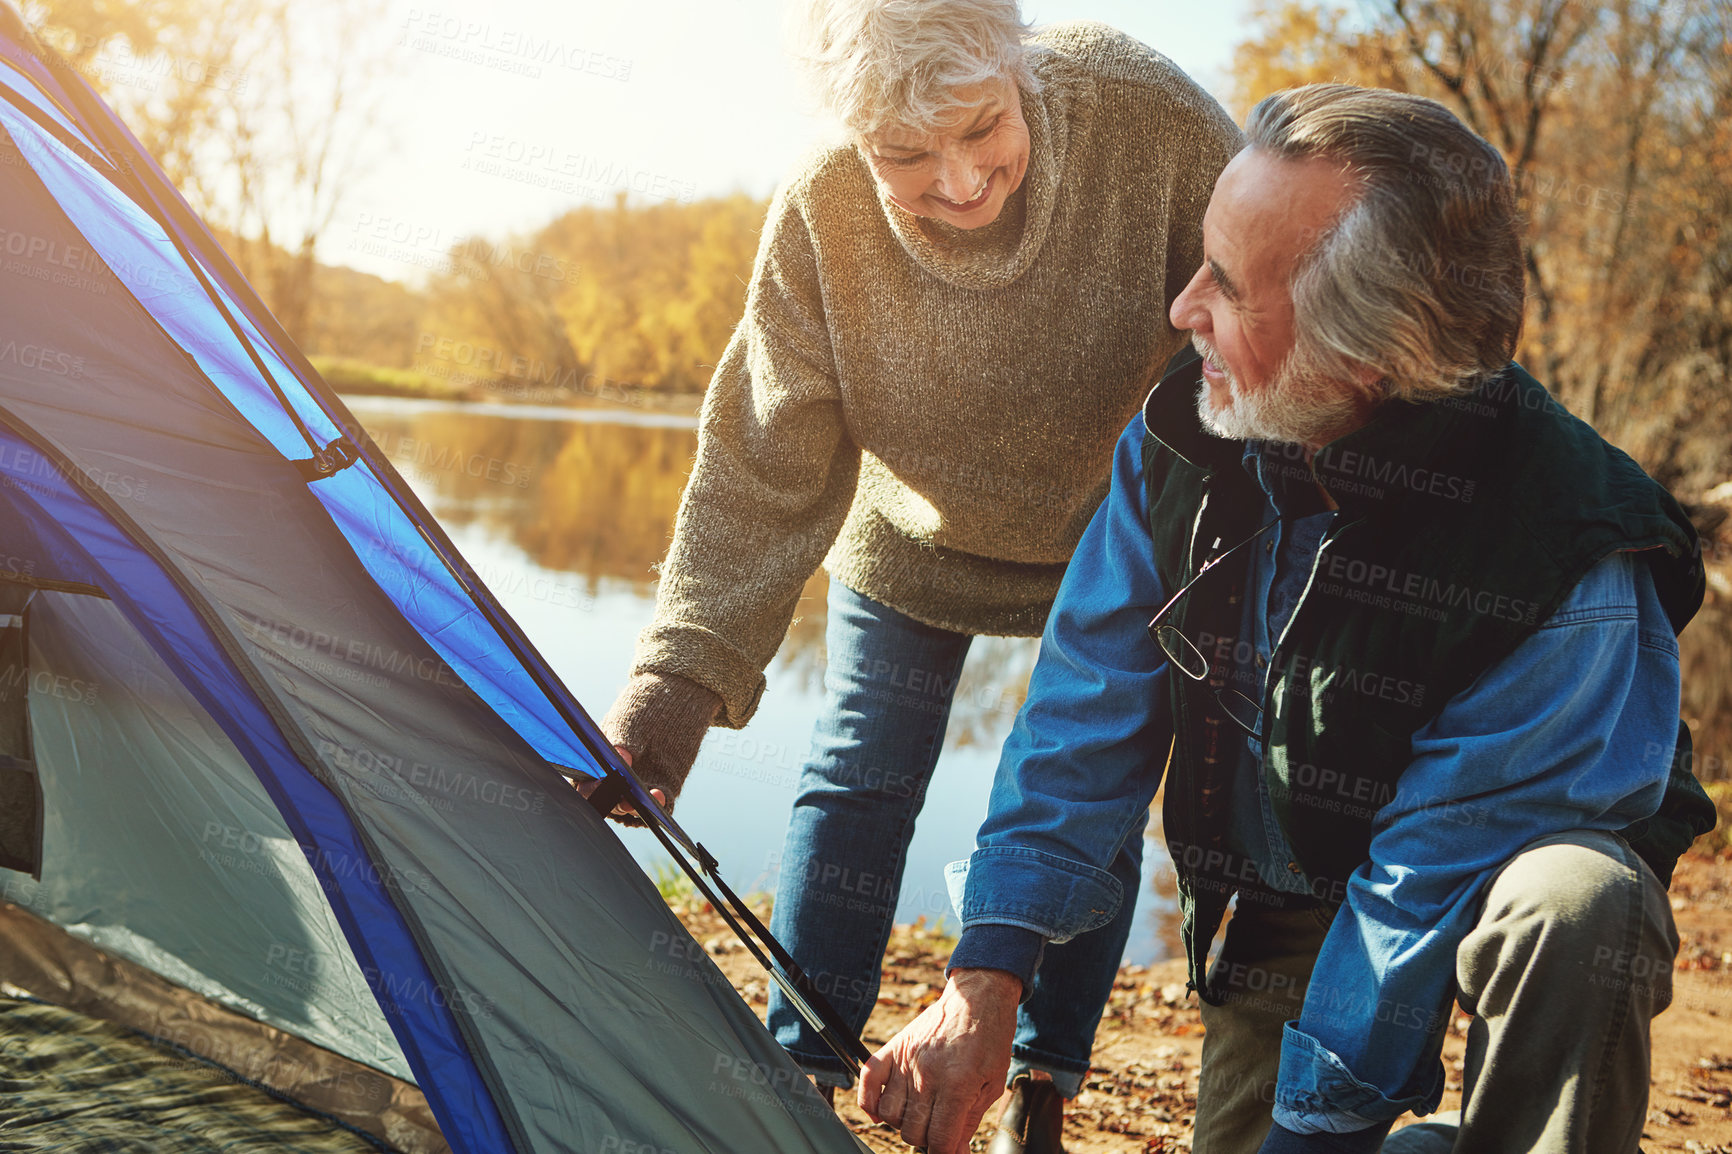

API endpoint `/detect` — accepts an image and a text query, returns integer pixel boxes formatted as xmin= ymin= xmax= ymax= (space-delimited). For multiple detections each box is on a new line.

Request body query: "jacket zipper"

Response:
xmin=1261 ymin=516 xmax=1360 ymax=877
xmin=1179 ymin=477 xmax=1210 ymax=991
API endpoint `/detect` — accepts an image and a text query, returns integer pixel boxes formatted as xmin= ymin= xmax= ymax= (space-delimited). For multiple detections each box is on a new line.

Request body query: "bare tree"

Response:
xmin=213 ymin=0 xmax=396 ymax=339
xmin=27 ymin=0 xmax=397 ymax=342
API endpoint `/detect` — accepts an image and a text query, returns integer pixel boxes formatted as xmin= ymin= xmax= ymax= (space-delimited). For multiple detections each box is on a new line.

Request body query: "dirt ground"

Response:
xmin=678 ymin=849 xmax=1732 ymax=1152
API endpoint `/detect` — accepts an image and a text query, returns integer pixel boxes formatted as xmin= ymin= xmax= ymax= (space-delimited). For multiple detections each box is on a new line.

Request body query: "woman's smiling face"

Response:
xmin=857 ymin=78 xmax=1031 ymax=229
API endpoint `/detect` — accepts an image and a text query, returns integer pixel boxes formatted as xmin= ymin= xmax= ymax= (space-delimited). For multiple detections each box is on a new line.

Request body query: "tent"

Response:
xmin=0 ymin=8 xmax=864 ymax=1151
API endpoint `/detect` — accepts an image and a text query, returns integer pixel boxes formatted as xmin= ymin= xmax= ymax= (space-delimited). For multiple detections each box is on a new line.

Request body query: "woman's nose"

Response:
xmin=931 ymin=147 xmax=985 ymax=202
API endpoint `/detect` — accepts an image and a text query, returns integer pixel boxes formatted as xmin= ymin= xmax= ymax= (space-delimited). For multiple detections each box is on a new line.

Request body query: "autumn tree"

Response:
xmin=415 ymin=228 xmax=582 ymax=397
xmin=205 ymin=0 xmax=395 ymax=340
xmin=417 ymin=193 xmax=767 ymax=400
xmin=1230 ymin=0 xmax=1732 ymax=775
xmin=544 ymin=191 xmax=765 ymax=396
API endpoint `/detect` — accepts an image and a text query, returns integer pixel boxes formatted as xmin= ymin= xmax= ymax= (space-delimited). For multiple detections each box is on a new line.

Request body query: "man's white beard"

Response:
xmin=1191 ymin=333 xmax=1366 ymax=447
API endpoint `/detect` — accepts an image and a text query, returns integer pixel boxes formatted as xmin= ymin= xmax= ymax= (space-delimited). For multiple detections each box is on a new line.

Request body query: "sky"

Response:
xmin=336 ymin=0 xmax=1252 ymax=283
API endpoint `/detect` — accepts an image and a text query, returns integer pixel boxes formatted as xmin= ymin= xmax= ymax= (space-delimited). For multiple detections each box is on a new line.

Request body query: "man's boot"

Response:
xmin=988 ymin=1074 xmax=1065 ymax=1154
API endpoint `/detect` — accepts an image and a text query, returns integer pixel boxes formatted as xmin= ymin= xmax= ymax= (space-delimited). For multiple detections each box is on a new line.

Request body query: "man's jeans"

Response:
xmin=1191 ymin=830 xmax=1679 ymax=1154
xmin=765 ymin=581 xmax=1142 ymax=1093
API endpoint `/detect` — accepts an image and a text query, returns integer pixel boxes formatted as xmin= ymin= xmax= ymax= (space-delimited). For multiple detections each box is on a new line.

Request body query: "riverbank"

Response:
xmin=674 ymin=848 xmax=1732 ymax=1152
xmin=319 ymin=357 xmax=703 ymax=417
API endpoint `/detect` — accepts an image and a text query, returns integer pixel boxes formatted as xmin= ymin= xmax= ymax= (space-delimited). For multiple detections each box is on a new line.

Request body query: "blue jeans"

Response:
xmin=766 ymin=581 xmax=1143 ymax=1095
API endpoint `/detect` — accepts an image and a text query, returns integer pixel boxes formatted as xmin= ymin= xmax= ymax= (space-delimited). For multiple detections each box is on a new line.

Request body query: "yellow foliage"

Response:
xmin=407 ymin=192 xmax=765 ymax=400
xmin=540 ymin=192 xmax=765 ymax=397
xmin=1227 ymin=0 xmax=1411 ymax=117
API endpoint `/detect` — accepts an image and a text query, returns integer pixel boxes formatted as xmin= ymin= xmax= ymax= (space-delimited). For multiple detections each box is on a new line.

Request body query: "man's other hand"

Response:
xmin=857 ymin=967 xmax=1020 ymax=1153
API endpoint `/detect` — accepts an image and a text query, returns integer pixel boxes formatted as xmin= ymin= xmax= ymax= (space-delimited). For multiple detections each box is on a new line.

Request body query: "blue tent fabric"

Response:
xmin=5 ymin=17 xmax=662 ymax=819
xmin=0 ymin=86 xmax=605 ymax=780
xmin=0 ymin=13 xmax=862 ymax=1154
xmin=0 ymin=55 xmax=95 ymax=151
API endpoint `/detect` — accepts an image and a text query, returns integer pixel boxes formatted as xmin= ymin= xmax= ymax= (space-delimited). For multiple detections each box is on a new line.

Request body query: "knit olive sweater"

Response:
xmin=603 ymin=22 xmax=1242 ymax=802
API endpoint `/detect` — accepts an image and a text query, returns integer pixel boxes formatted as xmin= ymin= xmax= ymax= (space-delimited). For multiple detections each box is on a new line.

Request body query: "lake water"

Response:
xmin=343 ymin=395 xmax=1182 ymax=964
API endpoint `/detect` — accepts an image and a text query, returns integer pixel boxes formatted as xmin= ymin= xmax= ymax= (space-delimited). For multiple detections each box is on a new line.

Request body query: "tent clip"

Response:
xmin=294 ymin=437 xmax=360 ymax=483
xmin=583 ymin=773 xmax=630 ymax=816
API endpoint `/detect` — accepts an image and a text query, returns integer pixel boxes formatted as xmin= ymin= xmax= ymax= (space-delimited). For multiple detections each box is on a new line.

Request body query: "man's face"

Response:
xmin=1169 ymin=148 xmax=1374 ymax=447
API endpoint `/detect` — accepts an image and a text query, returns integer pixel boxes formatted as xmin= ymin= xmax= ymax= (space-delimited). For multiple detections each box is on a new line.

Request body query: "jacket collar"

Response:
xmin=1140 ymin=348 xmax=1243 ymax=475
xmin=1143 ymin=351 xmax=1511 ymax=515
xmin=1307 ymin=372 xmax=1493 ymax=516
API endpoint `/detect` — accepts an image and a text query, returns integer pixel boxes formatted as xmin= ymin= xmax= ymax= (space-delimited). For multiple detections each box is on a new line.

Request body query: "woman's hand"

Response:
xmin=573 ymin=747 xmax=666 ymax=821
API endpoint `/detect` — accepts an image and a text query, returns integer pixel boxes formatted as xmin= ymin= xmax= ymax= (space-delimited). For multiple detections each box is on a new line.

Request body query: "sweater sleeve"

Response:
xmin=622 ymin=185 xmax=859 ymax=731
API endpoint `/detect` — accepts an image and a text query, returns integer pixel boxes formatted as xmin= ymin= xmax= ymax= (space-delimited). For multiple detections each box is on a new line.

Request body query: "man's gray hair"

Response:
xmin=1247 ymin=84 xmax=1526 ymax=401
xmin=789 ymin=0 xmax=1039 ymax=136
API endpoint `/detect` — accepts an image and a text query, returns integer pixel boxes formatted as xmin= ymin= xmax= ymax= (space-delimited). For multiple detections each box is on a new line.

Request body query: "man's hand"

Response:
xmin=857 ymin=968 xmax=1020 ymax=1153
xmin=573 ymin=747 xmax=665 ymax=821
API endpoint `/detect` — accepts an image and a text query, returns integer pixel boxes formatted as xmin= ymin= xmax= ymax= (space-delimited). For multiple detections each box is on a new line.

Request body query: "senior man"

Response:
xmin=859 ymin=84 xmax=1715 ymax=1154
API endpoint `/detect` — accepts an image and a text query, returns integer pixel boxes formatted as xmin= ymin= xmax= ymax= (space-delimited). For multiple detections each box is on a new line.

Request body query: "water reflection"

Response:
xmin=366 ymin=410 xmax=679 ymax=588
xmin=351 ymin=403 xmax=1045 ymax=752
xmin=342 ymin=396 xmax=1181 ymax=962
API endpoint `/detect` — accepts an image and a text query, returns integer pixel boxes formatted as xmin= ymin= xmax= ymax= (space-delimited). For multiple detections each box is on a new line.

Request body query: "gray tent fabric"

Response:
xmin=3 ymin=590 xmax=406 ymax=1078
xmin=0 ymin=18 xmax=869 ymax=1152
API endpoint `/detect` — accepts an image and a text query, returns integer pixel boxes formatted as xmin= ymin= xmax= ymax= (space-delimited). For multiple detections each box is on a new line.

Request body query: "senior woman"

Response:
xmin=601 ymin=1 xmax=1239 ymax=1148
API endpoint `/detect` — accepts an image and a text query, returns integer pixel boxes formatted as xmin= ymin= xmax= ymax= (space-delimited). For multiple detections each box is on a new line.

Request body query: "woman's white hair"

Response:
xmin=788 ymin=0 xmax=1039 ymax=135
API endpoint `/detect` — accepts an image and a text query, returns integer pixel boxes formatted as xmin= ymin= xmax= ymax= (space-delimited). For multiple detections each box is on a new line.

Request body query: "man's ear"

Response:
xmin=1350 ymin=362 xmax=1387 ymax=398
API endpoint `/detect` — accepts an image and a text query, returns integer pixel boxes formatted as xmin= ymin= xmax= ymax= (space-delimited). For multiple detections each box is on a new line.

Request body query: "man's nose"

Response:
xmin=1170 ymin=263 xmax=1210 ymax=332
